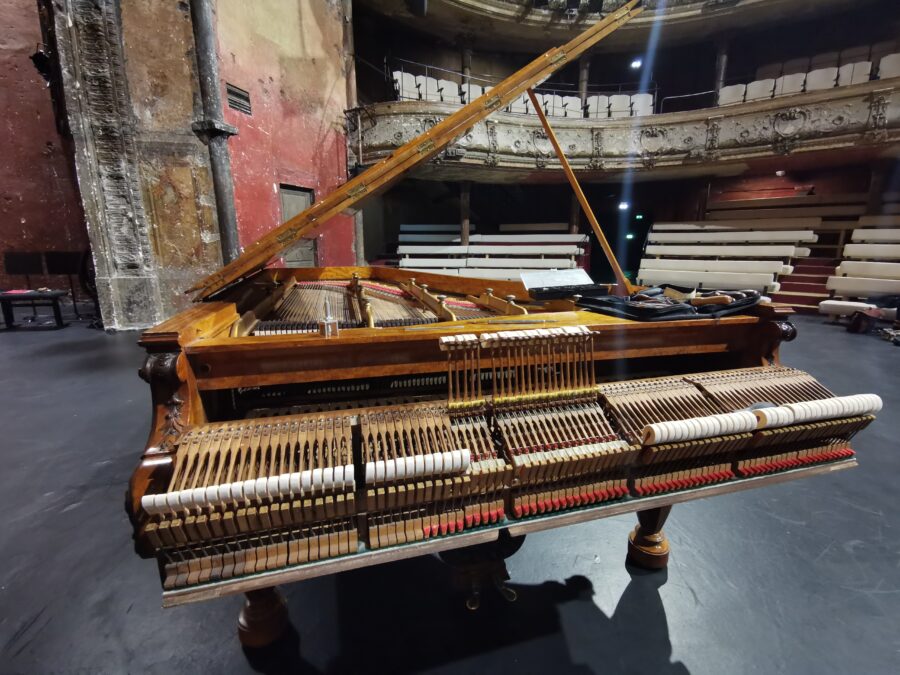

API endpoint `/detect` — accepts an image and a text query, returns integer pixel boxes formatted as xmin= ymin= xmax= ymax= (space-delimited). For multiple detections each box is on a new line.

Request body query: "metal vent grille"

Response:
xmin=226 ymin=83 xmax=251 ymax=115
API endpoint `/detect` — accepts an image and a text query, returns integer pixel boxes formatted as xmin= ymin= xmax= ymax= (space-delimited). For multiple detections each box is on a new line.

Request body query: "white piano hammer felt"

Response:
xmin=141 ymin=464 xmax=357 ymax=516
xmin=641 ymin=411 xmax=758 ymax=446
xmin=364 ymin=449 xmax=472 ymax=485
xmin=754 ymin=394 xmax=882 ymax=428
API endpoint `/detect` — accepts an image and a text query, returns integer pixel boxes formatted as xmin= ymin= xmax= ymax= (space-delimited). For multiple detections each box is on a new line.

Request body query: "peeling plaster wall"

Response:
xmin=0 ymin=0 xmax=88 ymax=289
xmin=53 ymin=0 xmax=222 ymax=329
xmin=119 ymin=0 xmax=222 ymax=319
xmin=217 ymin=0 xmax=354 ymax=266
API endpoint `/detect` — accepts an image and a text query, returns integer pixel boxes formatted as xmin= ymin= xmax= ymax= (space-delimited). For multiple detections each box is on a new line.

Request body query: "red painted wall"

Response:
xmin=708 ymin=166 xmax=871 ymax=203
xmin=0 ymin=0 xmax=87 ymax=288
xmin=216 ymin=1 xmax=354 ymax=266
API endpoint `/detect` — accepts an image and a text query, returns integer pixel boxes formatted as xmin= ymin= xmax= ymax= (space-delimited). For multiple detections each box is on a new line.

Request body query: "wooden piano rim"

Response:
xmin=185 ymin=313 xmax=760 ymax=351
xmin=160 ymin=458 xmax=856 ymax=608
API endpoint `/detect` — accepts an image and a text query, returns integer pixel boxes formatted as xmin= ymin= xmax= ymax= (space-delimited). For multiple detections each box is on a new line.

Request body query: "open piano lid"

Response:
xmin=185 ymin=1 xmax=644 ymax=301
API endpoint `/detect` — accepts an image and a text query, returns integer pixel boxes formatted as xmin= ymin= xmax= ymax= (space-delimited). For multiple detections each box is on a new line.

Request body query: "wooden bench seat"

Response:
xmin=398 ymin=234 xmax=464 ymax=243
xmin=652 ymin=218 xmax=822 ymax=231
xmin=399 ymin=257 xmax=577 ymax=270
xmin=826 ymin=276 xmax=900 ymax=296
xmin=648 ymin=231 xmax=817 ymax=244
xmin=850 ymin=228 xmax=900 ymax=243
xmin=498 ymin=223 xmax=569 ymax=232
xmin=466 ymin=244 xmax=583 ymax=256
xmin=857 ymin=215 xmax=900 ymax=227
xmin=636 ymin=269 xmax=780 ymax=292
xmin=465 ymin=257 xmax=577 ymax=269
xmin=842 ymin=244 xmax=900 ymax=259
xmin=399 ymin=224 xmax=476 ymax=233
xmin=835 ymin=261 xmax=900 ymax=279
xmin=469 ymin=234 xmax=587 ymax=243
xmin=639 ymin=258 xmax=791 ymax=275
xmin=397 ymin=245 xmax=468 ymax=256
xmin=644 ymin=244 xmax=809 ymax=258
xmin=398 ymin=258 xmax=467 ymax=268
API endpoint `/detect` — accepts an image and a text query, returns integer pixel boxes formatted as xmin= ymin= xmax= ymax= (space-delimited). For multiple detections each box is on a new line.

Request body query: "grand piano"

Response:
xmin=126 ymin=1 xmax=880 ymax=646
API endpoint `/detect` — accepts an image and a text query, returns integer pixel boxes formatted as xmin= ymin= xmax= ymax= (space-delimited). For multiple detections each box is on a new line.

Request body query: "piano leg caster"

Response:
xmin=440 ymin=530 xmax=525 ymax=610
xmin=493 ymin=574 xmax=518 ymax=603
xmin=626 ymin=506 xmax=672 ymax=571
xmin=238 ymin=587 xmax=289 ymax=648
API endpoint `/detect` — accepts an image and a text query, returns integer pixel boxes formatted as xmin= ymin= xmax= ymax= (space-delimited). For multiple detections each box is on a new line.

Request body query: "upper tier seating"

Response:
xmin=837 ymin=61 xmax=872 ymax=87
xmin=638 ymin=220 xmax=819 ymax=293
xmin=717 ymin=84 xmax=746 ymax=106
xmin=746 ymin=79 xmax=775 ymax=102
xmin=397 ymin=230 xmax=588 ymax=280
xmin=725 ymin=42 xmax=899 ymax=111
xmin=439 ymin=79 xmax=461 ymax=104
xmin=879 ymin=53 xmax=900 ymax=79
xmin=774 ymin=73 xmax=806 ymax=97
xmin=585 ymin=95 xmax=609 ymax=118
xmin=393 ymin=71 xmax=419 ymax=100
xmin=609 ymin=94 xmax=632 ymax=118
xmin=806 ymin=67 xmax=839 ymax=91
xmin=872 ymin=40 xmax=899 ymax=68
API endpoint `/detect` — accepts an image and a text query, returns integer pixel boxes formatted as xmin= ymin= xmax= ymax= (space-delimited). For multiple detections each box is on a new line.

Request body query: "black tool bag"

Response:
xmin=576 ymin=286 xmax=762 ymax=322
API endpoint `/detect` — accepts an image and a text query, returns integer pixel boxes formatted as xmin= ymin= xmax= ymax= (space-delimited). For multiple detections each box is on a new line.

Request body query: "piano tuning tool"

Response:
xmin=139 ymin=327 xmax=880 ymax=591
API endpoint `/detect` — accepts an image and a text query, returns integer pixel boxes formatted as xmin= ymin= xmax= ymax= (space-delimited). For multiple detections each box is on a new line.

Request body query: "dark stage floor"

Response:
xmin=1 ymin=315 xmax=898 ymax=674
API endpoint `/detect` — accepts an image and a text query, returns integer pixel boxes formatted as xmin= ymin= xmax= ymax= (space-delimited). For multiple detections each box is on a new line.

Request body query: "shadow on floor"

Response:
xmin=243 ymin=554 xmax=689 ymax=675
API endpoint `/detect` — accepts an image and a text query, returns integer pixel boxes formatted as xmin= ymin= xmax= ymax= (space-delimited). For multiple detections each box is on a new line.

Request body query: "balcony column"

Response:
xmin=460 ymin=181 xmax=471 ymax=246
xmin=462 ymin=48 xmax=472 ymax=88
xmin=572 ymin=54 xmax=590 ymax=233
xmin=714 ymin=37 xmax=729 ymax=95
xmin=578 ymin=55 xmax=590 ymax=108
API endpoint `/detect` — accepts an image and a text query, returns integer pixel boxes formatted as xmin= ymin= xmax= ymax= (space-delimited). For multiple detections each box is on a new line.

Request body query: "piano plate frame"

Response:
xmin=161 ymin=458 xmax=856 ymax=607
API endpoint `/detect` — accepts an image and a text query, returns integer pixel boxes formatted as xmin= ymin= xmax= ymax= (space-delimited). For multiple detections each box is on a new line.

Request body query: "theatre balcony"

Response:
xmin=348 ymin=78 xmax=900 ymax=183
xmin=357 ymin=0 xmax=866 ymax=52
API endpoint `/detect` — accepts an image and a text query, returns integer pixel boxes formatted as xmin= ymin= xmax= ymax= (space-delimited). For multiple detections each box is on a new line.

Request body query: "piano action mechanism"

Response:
xmin=126 ymin=1 xmax=881 ymax=646
xmin=130 ymin=265 xmax=880 ymax=643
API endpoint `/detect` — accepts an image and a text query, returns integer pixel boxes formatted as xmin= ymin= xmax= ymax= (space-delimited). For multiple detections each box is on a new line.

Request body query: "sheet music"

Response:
xmin=520 ymin=268 xmax=594 ymax=290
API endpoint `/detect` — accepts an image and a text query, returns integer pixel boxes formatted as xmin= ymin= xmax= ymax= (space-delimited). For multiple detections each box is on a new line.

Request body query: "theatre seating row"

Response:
xmin=819 ymin=218 xmax=900 ymax=319
xmin=637 ymin=220 xmax=819 ymax=293
xmin=754 ymin=41 xmax=898 ymax=80
xmin=719 ymin=50 xmax=900 ymax=107
xmin=396 ymin=227 xmax=587 ymax=281
xmin=391 ymin=71 xmax=654 ymax=118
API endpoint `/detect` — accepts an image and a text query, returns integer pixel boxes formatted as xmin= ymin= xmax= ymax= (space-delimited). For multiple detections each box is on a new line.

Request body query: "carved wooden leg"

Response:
xmin=626 ymin=505 xmax=672 ymax=570
xmin=238 ymin=587 xmax=288 ymax=648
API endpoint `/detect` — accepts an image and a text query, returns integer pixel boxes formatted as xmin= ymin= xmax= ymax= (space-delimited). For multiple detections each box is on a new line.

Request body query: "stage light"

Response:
xmin=626 ymin=233 xmax=635 ymax=240
xmin=618 ymin=201 xmax=630 ymax=210
xmin=630 ymin=58 xmax=642 ymax=69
